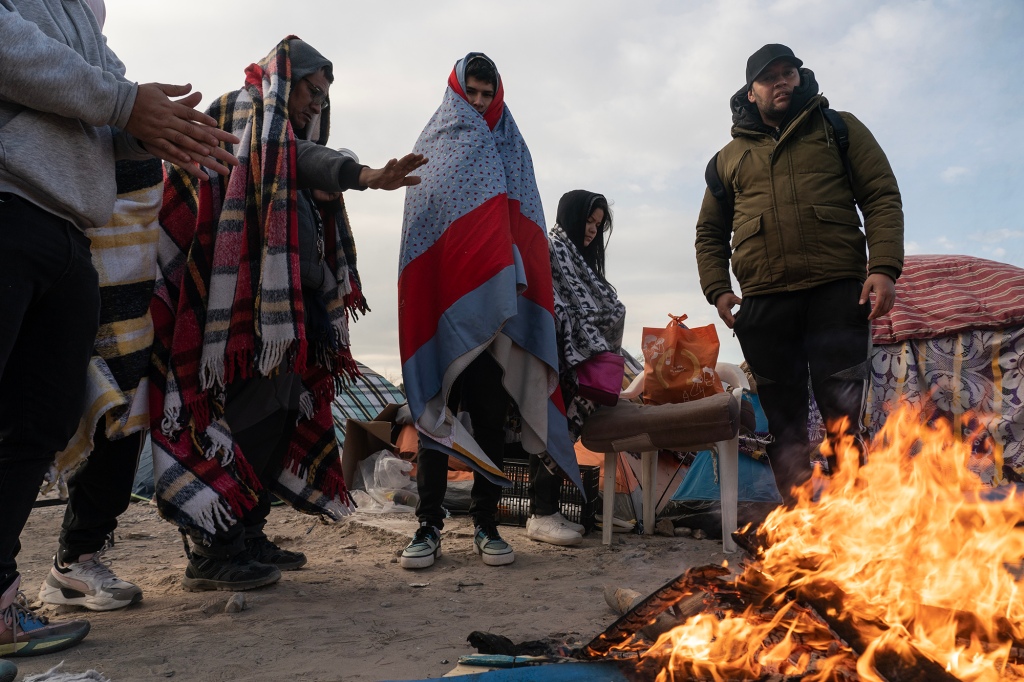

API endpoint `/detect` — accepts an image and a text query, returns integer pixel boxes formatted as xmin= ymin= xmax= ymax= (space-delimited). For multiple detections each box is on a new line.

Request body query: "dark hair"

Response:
xmin=465 ymin=56 xmax=497 ymax=89
xmin=558 ymin=191 xmax=613 ymax=284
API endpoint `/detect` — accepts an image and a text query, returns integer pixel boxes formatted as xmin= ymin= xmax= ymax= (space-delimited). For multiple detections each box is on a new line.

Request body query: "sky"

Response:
xmin=104 ymin=0 xmax=1024 ymax=383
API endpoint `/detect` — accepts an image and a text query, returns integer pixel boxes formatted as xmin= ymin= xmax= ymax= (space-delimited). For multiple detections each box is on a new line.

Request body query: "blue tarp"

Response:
xmin=671 ymin=393 xmax=782 ymax=504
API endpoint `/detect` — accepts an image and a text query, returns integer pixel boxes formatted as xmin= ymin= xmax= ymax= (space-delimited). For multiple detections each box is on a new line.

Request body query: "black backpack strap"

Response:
xmin=822 ymin=107 xmax=853 ymax=186
xmin=704 ymin=152 xmax=733 ymax=218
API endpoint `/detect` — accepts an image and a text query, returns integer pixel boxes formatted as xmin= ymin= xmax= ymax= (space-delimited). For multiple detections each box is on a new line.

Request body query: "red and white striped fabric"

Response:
xmin=872 ymin=255 xmax=1024 ymax=344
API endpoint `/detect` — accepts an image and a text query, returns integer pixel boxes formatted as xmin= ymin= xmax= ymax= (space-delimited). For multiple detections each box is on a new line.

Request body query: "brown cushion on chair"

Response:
xmin=580 ymin=392 xmax=740 ymax=453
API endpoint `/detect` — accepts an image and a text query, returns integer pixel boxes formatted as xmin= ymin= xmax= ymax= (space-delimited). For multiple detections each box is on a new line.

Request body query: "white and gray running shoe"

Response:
xmin=39 ymin=551 xmax=142 ymax=611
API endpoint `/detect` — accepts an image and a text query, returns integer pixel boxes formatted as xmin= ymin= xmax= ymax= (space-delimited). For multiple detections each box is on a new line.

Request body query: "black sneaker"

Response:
xmin=245 ymin=537 xmax=307 ymax=571
xmin=181 ymin=553 xmax=281 ymax=592
xmin=473 ymin=524 xmax=515 ymax=566
xmin=400 ymin=525 xmax=441 ymax=569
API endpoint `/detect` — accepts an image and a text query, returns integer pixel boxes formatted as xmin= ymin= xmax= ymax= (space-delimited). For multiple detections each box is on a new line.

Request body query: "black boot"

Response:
xmin=180 ymin=531 xmax=280 ymax=592
xmin=245 ymin=536 xmax=307 ymax=571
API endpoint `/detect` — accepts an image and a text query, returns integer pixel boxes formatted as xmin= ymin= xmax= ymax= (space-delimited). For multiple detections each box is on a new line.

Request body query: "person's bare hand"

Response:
xmin=358 ymin=153 xmax=428 ymax=190
xmin=125 ymin=83 xmax=240 ymax=177
xmin=860 ymin=273 xmax=896 ymax=320
xmin=715 ymin=292 xmax=742 ymax=329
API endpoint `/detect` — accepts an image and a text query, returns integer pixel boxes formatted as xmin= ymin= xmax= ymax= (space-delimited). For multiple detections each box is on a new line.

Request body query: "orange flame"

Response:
xmin=651 ymin=402 xmax=1024 ymax=681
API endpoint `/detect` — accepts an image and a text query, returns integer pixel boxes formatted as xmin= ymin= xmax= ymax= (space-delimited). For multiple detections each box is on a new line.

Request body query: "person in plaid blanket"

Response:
xmin=152 ymin=37 xmax=424 ymax=593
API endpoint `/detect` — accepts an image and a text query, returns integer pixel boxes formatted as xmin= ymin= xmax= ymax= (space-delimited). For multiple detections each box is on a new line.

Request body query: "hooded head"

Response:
xmin=286 ymin=38 xmax=333 ymax=141
xmin=447 ymin=52 xmax=505 ymax=130
xmin=556 ymin=190 xmax=613 ymax=281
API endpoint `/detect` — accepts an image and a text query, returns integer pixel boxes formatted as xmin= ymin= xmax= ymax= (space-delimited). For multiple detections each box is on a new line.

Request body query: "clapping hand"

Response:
xmin=125 ymin=83 xmax=240 ymax=178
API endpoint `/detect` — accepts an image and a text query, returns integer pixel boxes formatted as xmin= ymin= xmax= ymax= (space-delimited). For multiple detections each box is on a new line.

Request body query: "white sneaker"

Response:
xmin=39 ymin=551 xmax=142 ymax=611
xmin=526 ymin=514 xmax=583 ymax=546
xmin=549 ymin=511 xmax=585 ymax=535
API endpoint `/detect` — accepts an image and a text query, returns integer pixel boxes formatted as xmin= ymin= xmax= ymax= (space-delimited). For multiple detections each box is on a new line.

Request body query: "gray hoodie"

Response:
xmin=0 ymin=0 xmax=148 ymax=229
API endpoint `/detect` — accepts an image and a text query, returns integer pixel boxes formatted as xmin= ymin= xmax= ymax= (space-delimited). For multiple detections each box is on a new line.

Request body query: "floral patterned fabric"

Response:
xmin=866 ymin=327 xmax=1024 ymax=484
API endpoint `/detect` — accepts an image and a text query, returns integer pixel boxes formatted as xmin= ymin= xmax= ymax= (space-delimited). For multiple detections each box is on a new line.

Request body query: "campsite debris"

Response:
xmin=654 ymin=519 xmax=675 ymax=537
xmin=673 ymin=526 xmax=693 ymax=537
xmin=409 ymin=582 xmax=430 ymax=588
xmin=603 ymin=585 xmax=642 ymax=615
xmin=339 ymin=544 xmax=357 ymax=550
xmin=224 ymin=593 xmax=246 ymax=613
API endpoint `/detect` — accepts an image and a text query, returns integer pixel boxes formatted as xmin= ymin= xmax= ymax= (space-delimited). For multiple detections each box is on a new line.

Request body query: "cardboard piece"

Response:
xmin=341 ymin=403 xmax=402 ymax=487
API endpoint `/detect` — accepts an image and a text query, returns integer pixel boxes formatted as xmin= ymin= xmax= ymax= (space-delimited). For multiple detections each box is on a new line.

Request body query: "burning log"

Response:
xmin=578 ymin=565 xmax=734 ymax=659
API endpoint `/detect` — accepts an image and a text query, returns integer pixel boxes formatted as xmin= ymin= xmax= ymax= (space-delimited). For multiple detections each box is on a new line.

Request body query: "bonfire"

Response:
xmin=576 ymin=403 xmax=1024 ymax=681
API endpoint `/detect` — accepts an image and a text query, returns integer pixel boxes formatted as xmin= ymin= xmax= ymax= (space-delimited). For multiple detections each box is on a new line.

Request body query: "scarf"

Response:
xmin=549 ymin=218 xmax=626 ymax=439
xmin=398 ymin=52 xmax=580 ymax=490
xmin=149 ymin=37 xmax=362 ymax=541
xmin=51 ymin=159 xmax=162 ymax=480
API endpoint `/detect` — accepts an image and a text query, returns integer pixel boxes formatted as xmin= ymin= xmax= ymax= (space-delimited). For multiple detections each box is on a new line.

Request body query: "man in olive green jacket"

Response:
xmin=694 ymin=43 xmax=904 ymax=504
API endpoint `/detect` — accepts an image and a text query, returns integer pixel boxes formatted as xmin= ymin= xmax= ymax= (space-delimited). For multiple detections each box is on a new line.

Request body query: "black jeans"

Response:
xmin=0 ymin=194 xmax=100 ymax=590
xmin=58 ymin=429 xmax=144 ymax=564
xmin=416 ymin=353 xmax=510 ymax=529
xmin=528 ymin=452 xmax=562 ymax=517
xmin=733 ymin=279 xmax=870 ymax=505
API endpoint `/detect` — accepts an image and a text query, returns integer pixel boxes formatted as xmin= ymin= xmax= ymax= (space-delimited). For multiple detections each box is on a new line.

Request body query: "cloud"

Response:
xmin=940 ymin=166 xmax=972 ymax=183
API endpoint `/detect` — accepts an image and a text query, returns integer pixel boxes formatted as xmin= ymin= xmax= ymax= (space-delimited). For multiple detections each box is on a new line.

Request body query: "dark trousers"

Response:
xmin=732 ymin=279 xmax=870 ymax=505
xmin=416 ymin=353 xmax=510 ymax=529
xmin=189 ymin=383 xmax=297 ymax=560
xmin=0 ymin=194 xmax=100 ymax=591
xmin=57 ymin=429 xmax=144 ymax=564
xmin=528 ymin=452 xmax=562 ymax=517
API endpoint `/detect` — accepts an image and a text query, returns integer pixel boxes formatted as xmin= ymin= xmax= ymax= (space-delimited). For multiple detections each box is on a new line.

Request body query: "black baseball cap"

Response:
xmin=746 ymin=44 xmax=803 ymax=88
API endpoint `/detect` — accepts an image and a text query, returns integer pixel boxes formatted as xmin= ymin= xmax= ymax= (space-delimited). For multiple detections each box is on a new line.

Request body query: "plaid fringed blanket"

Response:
xmin=150 ymin=37 xmax=362 ymax=540
xmin=398 ymin=53 xmax=580 ymax=491
xmin=53 ymin=159 xmax=163 ymax=479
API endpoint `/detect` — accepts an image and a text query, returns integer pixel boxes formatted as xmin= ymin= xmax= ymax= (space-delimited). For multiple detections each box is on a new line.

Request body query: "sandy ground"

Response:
xmin=13 ymin=501 xmax=729 ymax=682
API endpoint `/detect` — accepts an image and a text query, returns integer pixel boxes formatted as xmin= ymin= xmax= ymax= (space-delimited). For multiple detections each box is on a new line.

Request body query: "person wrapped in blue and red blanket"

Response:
xmin=151 ymin=37 xmax=425 ymax=592
xmin=397 ymin=52 xmax=580 ymax=569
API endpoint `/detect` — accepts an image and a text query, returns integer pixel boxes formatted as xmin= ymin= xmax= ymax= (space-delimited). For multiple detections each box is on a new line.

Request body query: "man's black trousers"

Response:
xmin=0 ymin=195 xmax=100 ymax=591
xmin=732 ymin=279 xmax=870 ymax=505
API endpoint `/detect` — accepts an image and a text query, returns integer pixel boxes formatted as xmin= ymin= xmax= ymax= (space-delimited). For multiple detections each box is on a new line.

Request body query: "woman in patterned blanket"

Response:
xmin=526 ymin=190 xmax=629 ymax=546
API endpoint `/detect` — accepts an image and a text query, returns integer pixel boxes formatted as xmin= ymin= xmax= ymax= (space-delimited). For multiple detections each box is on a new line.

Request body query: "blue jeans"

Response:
xmin=0 ymin=194 xmax=99 ymax=589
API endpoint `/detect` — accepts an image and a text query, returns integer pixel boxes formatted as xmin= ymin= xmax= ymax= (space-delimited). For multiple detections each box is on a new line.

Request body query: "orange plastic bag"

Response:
xmin=641 ymin=314 xmax=724 ymax=405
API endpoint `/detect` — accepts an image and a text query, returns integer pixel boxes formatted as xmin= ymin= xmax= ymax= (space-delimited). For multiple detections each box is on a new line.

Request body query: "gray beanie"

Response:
xmin=288 ymin=39 xmax=333 ymax=84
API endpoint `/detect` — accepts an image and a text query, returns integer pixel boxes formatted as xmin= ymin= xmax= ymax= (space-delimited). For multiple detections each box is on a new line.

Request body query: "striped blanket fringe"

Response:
xmin=150 ymin=37 xmax=358 ymax=541
xmin=50 ymin=159 xmax=163 ymax=484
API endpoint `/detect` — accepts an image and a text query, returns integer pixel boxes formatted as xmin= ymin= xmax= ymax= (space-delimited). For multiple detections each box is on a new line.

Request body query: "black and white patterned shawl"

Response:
xmin=549 ymin=224 xmax=626 ymax=437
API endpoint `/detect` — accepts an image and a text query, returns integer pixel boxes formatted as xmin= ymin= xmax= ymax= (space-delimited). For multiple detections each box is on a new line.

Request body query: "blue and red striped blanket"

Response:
xmin=398 ymin=53 xmax=580 ymax=490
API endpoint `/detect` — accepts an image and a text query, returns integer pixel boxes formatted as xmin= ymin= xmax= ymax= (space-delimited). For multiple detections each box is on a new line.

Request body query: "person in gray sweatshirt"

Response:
xmin=0 ymin=0 xmax=240 ymax=661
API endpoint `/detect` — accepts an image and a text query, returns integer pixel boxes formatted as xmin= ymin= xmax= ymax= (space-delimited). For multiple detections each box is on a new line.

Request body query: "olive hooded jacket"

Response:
xmin=694 ymin=69 xmax=904 ymax=305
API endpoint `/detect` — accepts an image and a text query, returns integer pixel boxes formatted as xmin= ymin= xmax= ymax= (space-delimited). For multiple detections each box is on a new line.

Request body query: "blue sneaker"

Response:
xmin=1 ymin=575 xmax=90 ymax=657
xmin=473 ymin=525 xmax=515 ymax=566
xmin=401 ymin=525 xmax=441 ymax=569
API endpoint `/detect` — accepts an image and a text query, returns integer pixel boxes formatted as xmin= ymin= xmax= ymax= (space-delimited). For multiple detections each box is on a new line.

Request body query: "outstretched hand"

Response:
xmin=358 ymin=153 xmax=428 ymax=191
xmin=715 ymin=292 xmax=743 ymax=329
xmin=125 ymin=83 xmax=240 ymax=178
xmin=860 ymin=273 xmax=896 ymax=320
